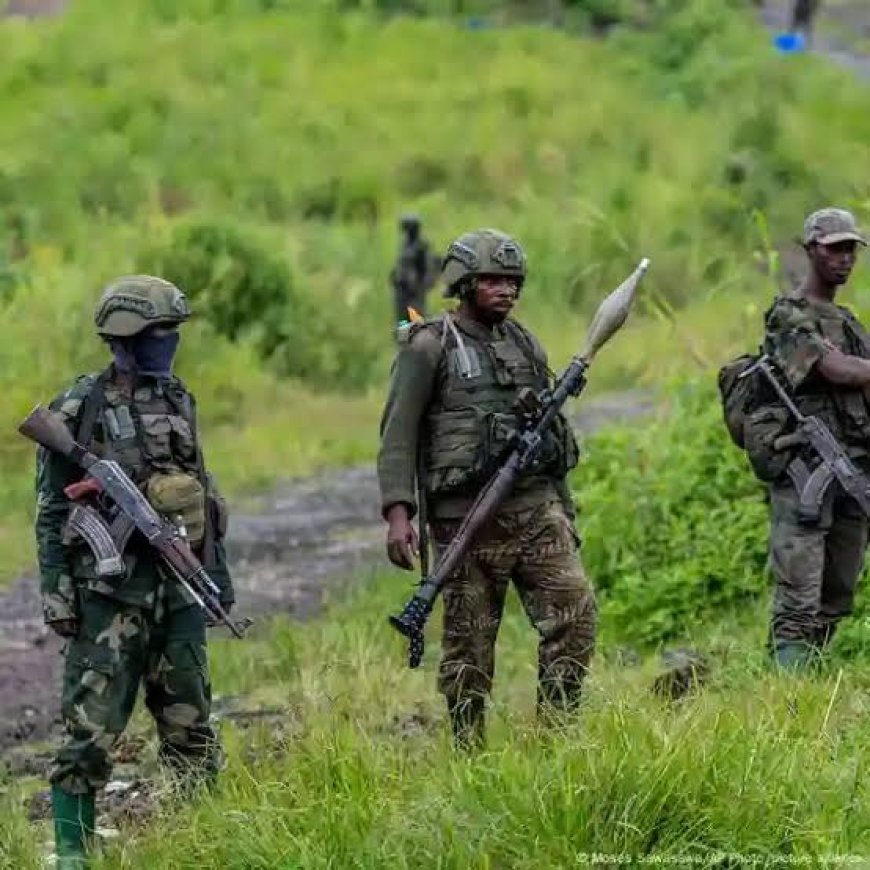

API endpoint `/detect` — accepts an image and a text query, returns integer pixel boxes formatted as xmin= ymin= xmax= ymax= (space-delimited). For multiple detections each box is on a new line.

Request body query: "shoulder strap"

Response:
xmin=504 ymin=318 xmax=549 ymax=380
xmin=76 ymin=368 xmax=112 ymax=447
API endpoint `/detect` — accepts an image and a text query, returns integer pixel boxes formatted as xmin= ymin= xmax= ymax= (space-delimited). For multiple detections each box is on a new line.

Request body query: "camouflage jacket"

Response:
xmin=36 ymin=367 xmax=233 ymax=623
xmin=764 ymin=288 xmax=870 ymax=455
xmin=377 ymin=313 xmax=578 ymax=521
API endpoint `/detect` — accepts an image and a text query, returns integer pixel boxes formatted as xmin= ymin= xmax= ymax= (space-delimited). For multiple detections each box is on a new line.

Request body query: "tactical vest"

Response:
xmin=767 ymin=298 xmax=870 ymax=452
xmin=421 ymin=316 xmax=579 ymax=499
xmin=65 ymin=369 xmax=224 ymax=563
xmin=74 ymin=371 xmax=199 ymax=482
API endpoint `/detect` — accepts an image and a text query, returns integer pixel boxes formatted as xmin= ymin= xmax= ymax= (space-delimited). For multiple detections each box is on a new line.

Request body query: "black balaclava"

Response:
xmin=112 ymin=329 xmax=180 ymax=378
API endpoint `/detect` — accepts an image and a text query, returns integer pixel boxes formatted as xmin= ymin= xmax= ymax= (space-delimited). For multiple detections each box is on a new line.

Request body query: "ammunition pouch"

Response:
xmin=426 ymin=408 xmax=579 ymax=497
xmin=206 ymin=480 xmax=229 ymax=540
xmin=743 ymin=404 xmax=794 ymax=482
xmin=145 ymin=472 xmax=206 ymax=545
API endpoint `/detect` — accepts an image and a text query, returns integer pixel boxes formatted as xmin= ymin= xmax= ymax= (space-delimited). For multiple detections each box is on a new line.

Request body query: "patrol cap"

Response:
xmin=803 ymin=208 xmax=867 ymax=247
xmin=94 ymin=275 xmax=191 ymax=337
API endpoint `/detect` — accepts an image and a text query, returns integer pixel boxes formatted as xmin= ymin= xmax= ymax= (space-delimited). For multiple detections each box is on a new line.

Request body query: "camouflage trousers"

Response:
xmin=51 ymin=590 xmax=220 ymax=795
xmin=433 ymin=500 xmax=597 ymax=713
xmin=768 ymin=481 xmax=868 ymax=651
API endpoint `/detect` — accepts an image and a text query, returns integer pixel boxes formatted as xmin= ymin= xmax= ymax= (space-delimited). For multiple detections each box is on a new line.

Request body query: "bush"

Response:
xmin=576 ymin=381 xmax=770 ymax=645
xmin=138 ymin=219 xmax=385 ymax=391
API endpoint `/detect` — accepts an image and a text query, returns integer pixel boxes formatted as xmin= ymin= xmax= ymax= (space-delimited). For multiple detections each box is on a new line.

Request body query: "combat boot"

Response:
xmin=773 ymin=641 xmax=815 ymax=671
xmin=448 ymin=697 xmax=485 ymax=751
xmin=51 ymin=783 xmax=95 ymax=869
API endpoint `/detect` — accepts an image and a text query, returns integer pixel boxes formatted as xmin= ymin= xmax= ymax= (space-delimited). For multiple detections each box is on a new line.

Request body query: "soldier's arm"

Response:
xmin=816 ymin=347 xmax=870 ymax=387
xmin=34 ymin=396 xmax=86 ymax=624
xmin=763 ymin=299 xmax=869 ymax=389
xmin=377 ymin=327 xmax=441 ymax=519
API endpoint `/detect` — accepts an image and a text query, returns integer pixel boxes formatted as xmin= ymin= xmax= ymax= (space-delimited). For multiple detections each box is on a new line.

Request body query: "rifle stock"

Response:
xmin=19 ymin=405 xmax=94 ymax=466
xmin=388 ymin=258 xmax=650 ymax=668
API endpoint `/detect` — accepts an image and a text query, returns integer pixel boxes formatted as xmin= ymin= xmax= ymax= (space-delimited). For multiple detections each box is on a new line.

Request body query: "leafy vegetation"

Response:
xmin=0 ymin=0 xmax=868 ymax=582
xmin=2 ymin=1 xmax=870 ymax=860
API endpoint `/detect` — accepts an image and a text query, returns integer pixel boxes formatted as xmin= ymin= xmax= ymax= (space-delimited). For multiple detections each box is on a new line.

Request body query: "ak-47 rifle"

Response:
xmin=19 ymin=405 xmax=250 ymax=638
xmin=747 ymin=355 xmax=870 ymax=522
xmin=388 ymin=258 xmax=651 ymax=668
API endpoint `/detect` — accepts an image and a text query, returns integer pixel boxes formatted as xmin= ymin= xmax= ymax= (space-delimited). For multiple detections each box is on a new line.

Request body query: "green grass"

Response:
xmin=5 ymin=383 xmax=870 ymax=866
xmin=6 ymin=571 xmax=870 ymax=868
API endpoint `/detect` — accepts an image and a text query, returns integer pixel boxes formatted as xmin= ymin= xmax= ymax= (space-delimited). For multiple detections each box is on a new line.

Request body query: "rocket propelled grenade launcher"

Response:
xmin=388 ymin=258 xmax=650 ymax=668
xmin=19 ymin=405 xmax=249 ymax=638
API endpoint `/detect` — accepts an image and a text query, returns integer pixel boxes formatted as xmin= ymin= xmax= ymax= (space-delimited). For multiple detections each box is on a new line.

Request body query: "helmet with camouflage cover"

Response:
xmin=94 ymin=275 xmax=192 ymax=338
xmin=441 ymin=229 xmax=527 ymax=298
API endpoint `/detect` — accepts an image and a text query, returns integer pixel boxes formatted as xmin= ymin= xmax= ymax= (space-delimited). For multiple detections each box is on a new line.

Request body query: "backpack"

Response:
xmin=717 ymin=353 xmax=762 ymax=449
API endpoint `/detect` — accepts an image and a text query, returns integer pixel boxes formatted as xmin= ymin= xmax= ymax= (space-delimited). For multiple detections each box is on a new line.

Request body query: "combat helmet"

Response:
xmin=94 ymin=275 xmax=191 ymax=337
xmin=399 ymin=212 xmax=422 ymax=231
xmin=441 ymin=229 xmax=527 ymax=298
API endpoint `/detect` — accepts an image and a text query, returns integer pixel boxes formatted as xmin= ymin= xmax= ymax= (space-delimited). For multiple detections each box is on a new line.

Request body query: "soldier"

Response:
xmin=377 ymin=229 xmax=596 ymax=747
xmin=763 ymin=208 xmax=867 ymax=668
xmin=37 ymin=276 xmax=234 ymax=866
xmin=389 ymin=213 xmax=438 ymax=326
xmin=791 ymin=0 xmax=820 ymax=45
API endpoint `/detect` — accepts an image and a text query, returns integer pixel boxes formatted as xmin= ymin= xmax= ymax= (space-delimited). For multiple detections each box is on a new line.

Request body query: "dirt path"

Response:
xmin=0 ymin=390 xmax=655 ymax=766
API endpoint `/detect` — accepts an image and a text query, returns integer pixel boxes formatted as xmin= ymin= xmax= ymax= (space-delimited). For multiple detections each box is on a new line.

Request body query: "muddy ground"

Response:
xmin=0 ymin=391 xmax=655 ymax=770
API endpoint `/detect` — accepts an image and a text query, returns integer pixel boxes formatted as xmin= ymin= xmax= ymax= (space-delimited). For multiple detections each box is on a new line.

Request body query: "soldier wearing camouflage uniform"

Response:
xmin=389 ymin=213 xmax=438 ymax=325
xmin=36 ymin=276 xmax=233 ymax=866
xmin=763 ymin=208 xmax=868 ymax=668
xmin=378 ymin=229 xmax=596 ymax=746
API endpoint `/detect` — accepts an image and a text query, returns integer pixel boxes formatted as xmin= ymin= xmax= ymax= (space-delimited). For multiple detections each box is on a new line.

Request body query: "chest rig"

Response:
xmin=76 ymin=370 xmax=201 ymax=484
xmin=423 ymin=316 xmax=578 ymax=497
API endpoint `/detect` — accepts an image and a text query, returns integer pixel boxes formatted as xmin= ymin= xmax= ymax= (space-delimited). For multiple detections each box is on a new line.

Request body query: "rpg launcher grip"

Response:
xmin=388 ymin=258 xmax=650 ymax=668
xmin=19 ymin=404 xmax=250 ymax=639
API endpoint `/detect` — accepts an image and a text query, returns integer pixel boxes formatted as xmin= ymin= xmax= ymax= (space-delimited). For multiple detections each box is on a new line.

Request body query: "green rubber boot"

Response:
xmin=774 ymin=641 xmax=815 ymax=671
xmin=51 ymin=783 xmax=95 ymax=869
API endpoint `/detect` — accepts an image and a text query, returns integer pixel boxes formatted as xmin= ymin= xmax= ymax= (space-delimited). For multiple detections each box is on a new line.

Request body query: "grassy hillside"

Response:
xmin=0 ymin=0 xmax=868 ymax=582
xmin=6 ymin=387 xmax=870 ymax=866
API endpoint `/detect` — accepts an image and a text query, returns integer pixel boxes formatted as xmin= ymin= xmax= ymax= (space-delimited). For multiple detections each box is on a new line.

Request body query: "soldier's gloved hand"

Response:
xmin=48 ymin=618 xmax=79 ymax=639
xmin=385 ymin=503 xmax=419 ymax=571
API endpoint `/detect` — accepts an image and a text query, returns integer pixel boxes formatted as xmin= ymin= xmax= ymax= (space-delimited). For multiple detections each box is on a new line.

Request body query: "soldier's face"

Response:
xmin=474 ymin=275 xmax=519 ymax=322
xmin=810 ymin=241 xmax=859 ymax=286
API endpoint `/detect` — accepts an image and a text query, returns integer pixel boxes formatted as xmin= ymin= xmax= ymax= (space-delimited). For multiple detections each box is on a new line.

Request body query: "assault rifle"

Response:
xmin=389 ymin=258 xmax=651 ymax=668
xmin=748 ymin=355 xmax=870 ymax=522
xmin=19 ymin=405 xmax=250 ymax=638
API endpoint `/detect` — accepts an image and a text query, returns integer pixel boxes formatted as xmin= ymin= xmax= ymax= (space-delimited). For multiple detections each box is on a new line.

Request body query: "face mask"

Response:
xmin=131 ymin=330 xmax=180 ymax=377
xmin=111 ymin=330 xmax=180 ymax=378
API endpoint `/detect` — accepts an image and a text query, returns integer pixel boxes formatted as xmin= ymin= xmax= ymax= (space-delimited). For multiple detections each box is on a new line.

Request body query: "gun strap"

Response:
xmin=75 ymin=368 xmax=112 ymax=448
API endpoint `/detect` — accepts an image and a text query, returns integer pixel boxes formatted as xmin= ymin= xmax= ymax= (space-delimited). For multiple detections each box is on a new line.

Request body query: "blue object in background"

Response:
xmin=774 ymin=31 xmax=807 ymax=53
xmin=466 ymin=17 xmax=489 ymax=30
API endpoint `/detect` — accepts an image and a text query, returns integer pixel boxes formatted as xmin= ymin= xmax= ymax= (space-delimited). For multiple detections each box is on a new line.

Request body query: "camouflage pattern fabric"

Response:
xmin=378 ymin=313 xmax=578 ymax=522
xmin=764 ymin=286 xmax=870 ymax=654
xmin=433 ymin=500 xmax=596 ymax=712
xmin=764 ymin=291 xmax=870 ymax=456
xmin=769 ymin=481 xmax=867 ymax=650
xmin=52 ymin=591 xmax=220 ymax=794
xmin=36 ymin=371 xmax=234 ymax=619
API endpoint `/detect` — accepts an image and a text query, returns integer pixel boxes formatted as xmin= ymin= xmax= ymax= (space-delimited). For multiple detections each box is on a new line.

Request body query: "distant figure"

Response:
xmin=390 ymin=214 xmax=438 ymax=325
xmin=791 ymin=0 xmax=820 ymax=45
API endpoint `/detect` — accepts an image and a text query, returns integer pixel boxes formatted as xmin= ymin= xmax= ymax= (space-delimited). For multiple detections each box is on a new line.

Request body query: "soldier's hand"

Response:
xmin=385 ymin=504 xmax=419 ymax=571
xmin=48 ymin=619 xmax=79 ymax=639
